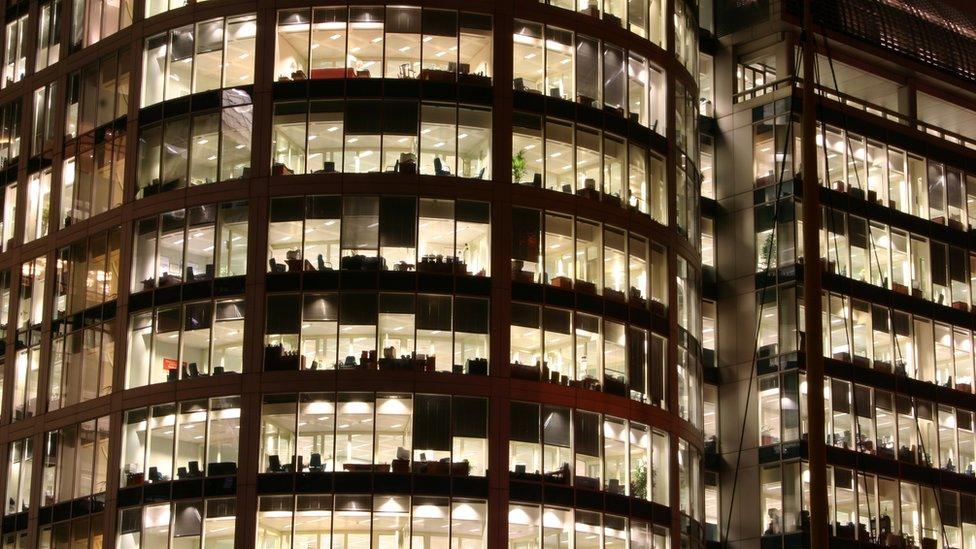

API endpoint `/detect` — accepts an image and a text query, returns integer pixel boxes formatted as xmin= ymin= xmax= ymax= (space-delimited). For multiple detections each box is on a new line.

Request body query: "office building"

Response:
xmin=0 ymin=0 xmax=707 ymax=546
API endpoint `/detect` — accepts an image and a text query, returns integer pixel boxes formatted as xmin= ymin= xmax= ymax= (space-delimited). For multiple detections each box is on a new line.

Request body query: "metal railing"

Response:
xmin=732 ymin=76 xmax=794 ymax=104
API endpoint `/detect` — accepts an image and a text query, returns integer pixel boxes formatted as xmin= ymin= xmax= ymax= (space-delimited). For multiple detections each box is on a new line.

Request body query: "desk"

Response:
xmin=309 ymin=67 xmax=357 ymax=79
xmin=419 ymin=69 xmax=455 ymax=82
xmin=343 ymin=463 xmax=390 ymax=473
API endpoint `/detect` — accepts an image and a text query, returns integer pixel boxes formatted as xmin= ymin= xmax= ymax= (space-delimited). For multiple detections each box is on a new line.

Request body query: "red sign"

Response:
xmin=163 ymin=358 xmax=179 ymax=371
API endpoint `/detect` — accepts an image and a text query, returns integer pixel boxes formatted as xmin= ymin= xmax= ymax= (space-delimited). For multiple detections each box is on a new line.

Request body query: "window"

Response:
xmin=41 ymin=416 xmax=110 ymax=506
xmin=512 ymin=21 xmax=543 ymax=94
xmin=118 ymin=499 xmax=236 ymax=548
xmin=258 ymin=495 xmax=484 ymax=547
xmin=821 ymin=208 xmax=976 ymax=311
xmin=259 ymin=392 xmax=486 ymax=476
xmin=674 ymin=82 xmax=698 ymax=162
xmin=48 ymin=228 xmax=120 ymax=410
xmin=760 ymin=375 xmax=782 ymax=445
xmin=145 ymin=0 xmax=183 ymax=19
xmin=23 ymin=169 xmax=51 ymax=243
xmin=673 ymin=0 xmax=697 ymax=73
xmin=1 ymin=183 xmax=15 ymax=250
xmin=268 ymin=196 xmax=488 ymax=275
xmin=704 ymin=384 xmax=718 ymax=453
xmin=603 ymin=45 xmax=625 ymax=113
xmin=577 ymin=36 xmax=600 ymax=108
xmin=699 ymin=53 xmax=714 ymax=116
xmin=125 ymin=299 xmax=244 ymax=388
xmin=48 ymin=317 xmax=115 ymax=411
xmin=137 ymin=91 xmax=253 ymax=196
xmin=677 ymin=438 xmax=701 ymax=522
xmin=816 ymin=468 xmax=976 ymax=547
xmin=5 ymin=438 xmax=32 ymax=515
xmin=31 ymin=82 xmax=58 ymax=157
xmin=35 ymin=0 xmax=61 ymax=71
xmin=701 ymin=134 xmax=714 ymax=199
xmin=512 ymin=25 xmax=664 ymax=133
xmin=131 ymin=202 xmax=248 ymax=293
xmin=275 ymin=7 xmax=491 ymax=84
xmin=141 ymin=15 xmax=256 ymax=108
xmin=0 ymin=99 xmax=20 ymax=170
xmin=65 ymin=49 xmax=130 ymax=140
xmin=17 ymin=256 xmax=45 ymax=334
xmin=676 ymin=256 xmax=698 ymax=339
xmin=509 ymin=402 xmax=669 ymax=501
xmin=12 ymin=256 xmax=45 ymax=422
xmin=272 ymin=100 xmax=489 ymax=178
xmin=758 ymin=370 xmax=805 ymax=445
xmin=817 ymin=374 xmax=976 ymax=474
xmin=513 ymin=112 xmax=666 ymax=215
xmin=676 ymin=344 xmax=700 ymax=426
xmin=0 ymin=268 xmax=9 ymax=333
xmin=2 ymin=15 xmax=26 ymax=88
xmin=61 ymin=128 xmax=126 ymax=227
xmin=815 ymin=124 xmax=976 ymax=232
xmin=510 ymin=300 xmax=668 ymax=402
xmin=736 ymin=57 xmax=776 ymax=99
xmin=513 ymin=207 xmax=669 ymax=311
xmin=121 ymin=397 xmax=240 ymax=486
xmin=507 ymin=503 xmax=670 ymax=549
xmin=52 ymin=226 xmax=121 ymax=317
xmin=575 ymin=314 xmax=601 ymax=385
xmin=264 ymin=292 xmax=488 ymax=375
xmin=70 ymin=0 xmax=131 ymax=51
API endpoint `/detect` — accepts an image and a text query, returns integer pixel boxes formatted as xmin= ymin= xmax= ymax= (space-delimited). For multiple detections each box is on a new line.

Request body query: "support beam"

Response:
xmin=801 ymin=1 xmax=829 ymax=547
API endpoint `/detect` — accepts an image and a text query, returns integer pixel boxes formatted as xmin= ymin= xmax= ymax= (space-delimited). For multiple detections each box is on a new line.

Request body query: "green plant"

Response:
xmin=631 ymin=460 xmax=648 ymax=500
xmin=759 ymin=231 xmax=775 ymax=270
xmin=512 ymin=149 xmax=527 ymax=182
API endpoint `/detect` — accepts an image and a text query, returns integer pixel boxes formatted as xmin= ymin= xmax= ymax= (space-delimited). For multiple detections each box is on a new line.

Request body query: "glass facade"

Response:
xmin=701 ymin=1 xmax=976 ymax=546
xmin=0 ymin=0 xmax=704 ymax=547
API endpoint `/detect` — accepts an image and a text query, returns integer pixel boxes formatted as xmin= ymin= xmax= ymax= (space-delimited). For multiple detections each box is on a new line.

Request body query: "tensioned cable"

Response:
xmin=721 ymin=37 xmax=804 ymax=548
xmin=816 ymin=39 xmax=897 ymax=295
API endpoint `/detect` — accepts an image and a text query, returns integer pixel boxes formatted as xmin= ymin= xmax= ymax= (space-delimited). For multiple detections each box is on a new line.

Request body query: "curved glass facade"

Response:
xmin=0 ymin=0 xmax=702 ymax=547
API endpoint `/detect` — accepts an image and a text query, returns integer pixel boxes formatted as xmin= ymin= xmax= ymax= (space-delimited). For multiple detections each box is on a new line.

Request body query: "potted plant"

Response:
xmin=759 ymin=232 xmax=775 ymax=270
xmin=512 ymin=149 xmax=527 ymax=183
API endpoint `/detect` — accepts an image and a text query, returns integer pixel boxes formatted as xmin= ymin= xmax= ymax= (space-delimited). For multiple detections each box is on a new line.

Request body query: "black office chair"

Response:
xmin=188 ymin=362 xmax=201 ymax=378
xmin=268 ymin=455 xmax=283 ymax=473
xmin=177 ymin=467 xmax=188 ymax=479
xmin=434 ymin=157 xmax=450 ymax=176
xmin=188 ymin=460 xmax=203 ymax=478
xmin=149 ymin=467 xmax=162 ymax=482
xmin=186 ymin=266 xmax=196 ymax=281
xmin=309 ymin=453 xmax=323 ymax=472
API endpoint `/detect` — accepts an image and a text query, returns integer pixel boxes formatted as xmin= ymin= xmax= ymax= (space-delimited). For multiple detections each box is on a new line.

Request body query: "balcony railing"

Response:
xmin=738 ymin=77 xmax=976 ymax=152
xmin=733 ymin=76 xmax=794 ymax=104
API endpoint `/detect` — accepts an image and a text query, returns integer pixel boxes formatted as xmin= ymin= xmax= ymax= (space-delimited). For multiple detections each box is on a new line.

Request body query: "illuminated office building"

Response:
xmin=703 ymin=1 xmax=976 ymax=548
xmin=0 ymin=0 xmax=708 ymax=546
